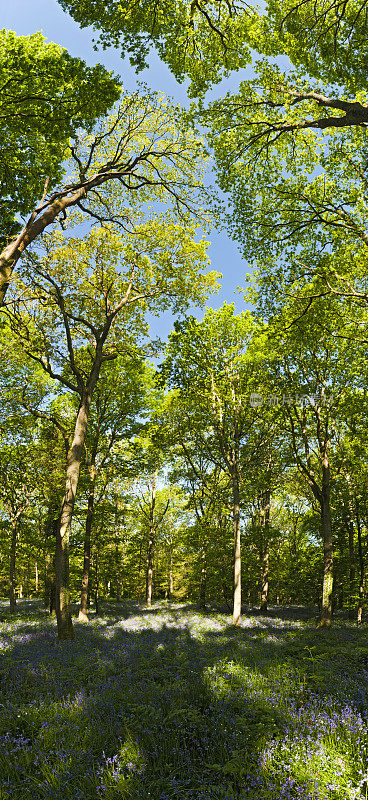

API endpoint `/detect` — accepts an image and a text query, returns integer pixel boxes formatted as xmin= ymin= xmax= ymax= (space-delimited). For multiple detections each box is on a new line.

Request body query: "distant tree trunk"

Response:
xmin=94 ymin=549 xmax=99 ymax=615
xmin=146 ymin=520 xmax=155 ymax=608
xmin=137 ymin=535 xmax=144 ymax=600
xmin=146 ymin=524 xmax=155 ymax=607
xmin=356 ymin=500 xmax=364 ymax=625
xmin=146 ymin=472 xmax=157 ymax=608
xmin=347 ymin=493 xmax=356 ymax=619
xmin=167 ymin=494 xmax=174 ymax=601
xmin=25 ymin=560 xmax=30 ymax=598
xmin=319 ymin=460 xmax=333 ymax=627
xmin=200 ymin=545 xmax=207 ymax=609
xmin=50 ymin=582 xmax=56 ymax=615
xmin=35 ymin=561 xmax=39 ymax=594
xmin=260 ymin=489 xmax=271 ymax=615
xmin=275 ymin=533 xmax=280 ymax=605
xmin=78 ymin=464 xmax=96 ymax=622
xmin=116 ymin=542 xmax=122 ymax=603
xmin=115 ymin=515 xmax=123 ymax=603
xmin=232 ymin=467 xmax=241 ymax=626
xmin=168 ymin=537 xmax=174 ymax=600
xmin=56 ymin=395 xmax=91 ymax=640
xmin=9 ymin=518 xmax=18 ymax=613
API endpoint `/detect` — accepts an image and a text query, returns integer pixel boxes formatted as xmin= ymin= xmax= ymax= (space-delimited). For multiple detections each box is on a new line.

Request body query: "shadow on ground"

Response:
xmin=0 ymin=601 xmax=367 ymax=799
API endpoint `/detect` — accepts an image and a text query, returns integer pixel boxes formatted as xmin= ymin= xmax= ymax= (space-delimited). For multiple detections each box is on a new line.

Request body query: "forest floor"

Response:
xmin=0 ymin=600 xmax=367 ymax=800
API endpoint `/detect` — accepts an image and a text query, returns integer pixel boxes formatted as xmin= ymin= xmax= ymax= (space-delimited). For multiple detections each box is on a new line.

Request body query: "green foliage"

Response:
xmin=0 ymin=29 xmax=121 ymax=246
xmin=58 ymin=0 xmax=252 ymax=95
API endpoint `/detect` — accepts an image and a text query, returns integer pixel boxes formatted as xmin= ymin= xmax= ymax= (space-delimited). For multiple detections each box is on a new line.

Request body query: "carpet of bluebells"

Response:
xmin=0 ymin=600 xmax=368 ymax=800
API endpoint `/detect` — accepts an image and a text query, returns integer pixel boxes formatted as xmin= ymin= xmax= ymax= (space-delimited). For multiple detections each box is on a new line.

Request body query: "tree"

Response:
xmin=0 ymin=28 xmax=120 ymax=252
xmin=57 ymin=0 xmax=252 ymax=96
xmin=0 ymin=438 xmax=40 ymax=611
xmin=266 ymin=296 xmax=361 ymax=625
xmin=167 ymin=417 xmax=227 ymax=608
xmin=58 ymin=0 xmax=368 ymax=97
xmin=163 ymin=304 xmax=266 ymax=624
xmin=0 ymin=88 xmax=213 ymax=305
xmin=77 ymin=354 xmax=148 ymax=620
xmin=3 ymin=186 xmax=216 ymax=637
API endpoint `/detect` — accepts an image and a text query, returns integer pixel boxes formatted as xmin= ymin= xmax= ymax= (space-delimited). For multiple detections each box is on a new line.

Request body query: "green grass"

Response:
xmin=0 ymin=600 xmax=367 ymax=799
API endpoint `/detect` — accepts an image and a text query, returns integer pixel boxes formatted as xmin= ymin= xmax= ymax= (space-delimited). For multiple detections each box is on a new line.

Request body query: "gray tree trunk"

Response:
xmin=168 ymin=537 xmax=174 ymax=600
xmin=146 ymin=521 xmax=155 ymax=608
xmin=9 ymin=518 xmax=17 ymax=613
xmin=232 ymin=470 xmax=241 ymax=625
xmin=356 ymin=500 xmax=364 ymax=625
xmin=146 ymin=473 xmax=157 ymax=608
xmin=56 ymin=397 xmax=90 ymax=639
xmin=320 ymin=460 xmax=333 ymax=627
xmin=200 ymin=546 xmax=207 ymax=609
xmin=78 ymin=466 xmax=96 ymax=622
xmin=260 ymin=490 xmax=271 ymax=615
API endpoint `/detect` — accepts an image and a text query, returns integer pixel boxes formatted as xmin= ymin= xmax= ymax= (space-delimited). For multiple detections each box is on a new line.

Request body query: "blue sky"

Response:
xmin=3 ymin=0 xmax=250 ymax=339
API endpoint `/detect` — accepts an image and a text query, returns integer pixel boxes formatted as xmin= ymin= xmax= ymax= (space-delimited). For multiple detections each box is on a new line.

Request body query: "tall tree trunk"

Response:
xmin=56 ymin=396 xmax=90 ymax=640
xmin=25 ymin=560 xmax=30 ymax=598
xmin=146 ymin=523 xmax=155 ymax=608
xmin=116 ymin=544 xmax=122 ymax=603
xmin=146 ymin=473 xmax=157 ymax=608
xmin=319 ymin=460 xmax=333 ymax=627
xmin=78 ymin=465 xmax=96 ymax=622
xmin=94 ymin=549 xmax=99 ymax=615
xmin=168 ymin=536 xmax=174 ymax=600
xmin=260 ymin=489 xmax=271 ymax=615
xmin=200 ymin=544 xmax=207 ymax=609
xmin=35 ymin=561 xmax=39 ymax=594
xmin=9 ymin=518 xmax=17 ymax=612
xmin=137 ymin=535 xmax=144 ymax=600
xmin=356 ymin=500 xmax=364 ymax=625
xmin=347 ymin=493 xmax=356 ymax=619
xmin=167 ymin=493 xmax=174 ymax=601
xmin=232 ymin=469 xmax=241 ymax=625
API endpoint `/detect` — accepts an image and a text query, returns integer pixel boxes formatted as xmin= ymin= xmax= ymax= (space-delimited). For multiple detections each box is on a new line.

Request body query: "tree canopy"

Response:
xmin=0 ymin=29 xmax=121 ymax=248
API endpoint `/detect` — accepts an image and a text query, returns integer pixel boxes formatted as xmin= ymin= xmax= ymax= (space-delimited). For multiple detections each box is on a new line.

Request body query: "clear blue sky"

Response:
xmin=2 ymin=0 xmax=250 ymax=339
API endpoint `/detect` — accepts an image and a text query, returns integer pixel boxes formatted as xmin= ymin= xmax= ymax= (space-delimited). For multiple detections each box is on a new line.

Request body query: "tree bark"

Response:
xmin=56 ymin=396 xmax=90 ymax=639
xmin=78 ymin=464 xmax=96 ymax=622
xmin=146 ymin=472 xmax=157 ymax=608
xmin=232 ymin=469 xmax=241 ymax=626
xmin=347 ymin=491 xmax=356 ymax=618
xmin=356 ymin=500 xmax=364 ymax=625
xmin=0 ymin=185 xmax=88 ymax=305
xmin=260 ymin=489 xmax=271 ymax=615
xmin=319 ymin=460 xmax=333 ymax=627
xmin=168 ymin=536 xmax=174 ymax=600
xmin=116 ymin=542 xmax=122 ymax=603
xmin=200 ymin=545 xmax=207 ymax=609
xmin=9 ymin=518 xmax=17 ymax=613
xmin=115 ymin=515 xmax=125 ymax=604
xmin=146 ymin=526 xmax=155 ymax=607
